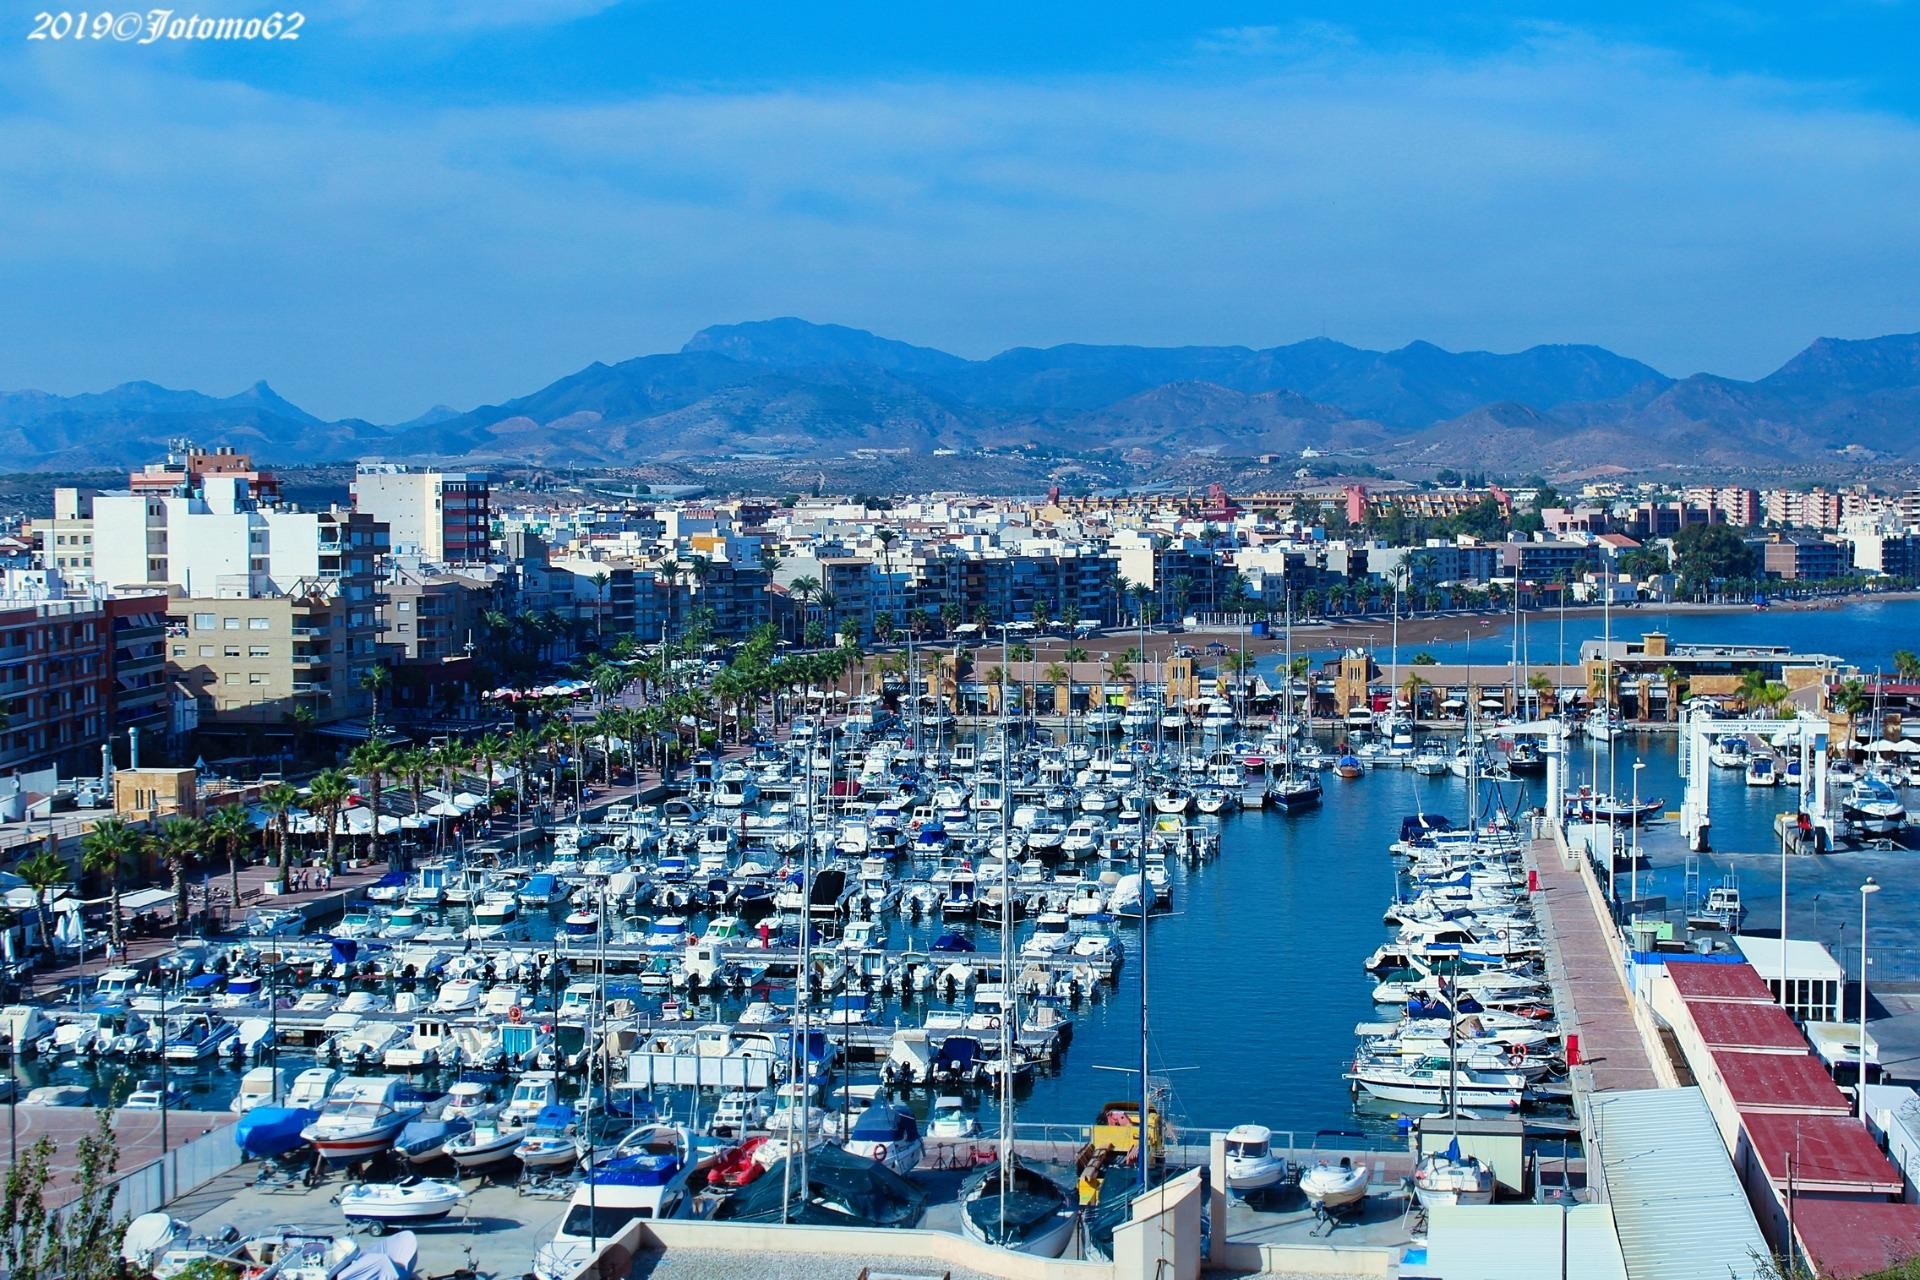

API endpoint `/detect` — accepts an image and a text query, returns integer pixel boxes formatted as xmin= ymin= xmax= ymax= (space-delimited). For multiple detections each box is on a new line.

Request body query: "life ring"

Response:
xmin=984 ymin=1016 xmax=1002 ymax=1030
xmin=873 ymin=1144 xmax=888 ymax=1164
xmin=1508 ymin=1049 xmax=1526 ymax=1066
xmin=508 ymin=1005 xmax=524 ymax=1024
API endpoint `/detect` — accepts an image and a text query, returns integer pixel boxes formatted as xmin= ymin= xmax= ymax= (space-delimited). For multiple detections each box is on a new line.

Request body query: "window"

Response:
xmin=248 ymin=673 xmax=268 ymax=685
xmin=223 ymin=673 xmax=238 ymax=685
xmin=171 ymin=646 xmax=186 ymax=658
xmin=193 ymin=613 xmax=215 ymax=630
xmin=249 ymin=645 xmax=270 ymax=658
xmin=198 ymin=645 xmax=214 ymax=658
xmin=224 ymin=645 xmax=240 ymax=658
xmin=223 ymin=617 xmax=240 ymax=630
xmin=248 ymin=617 xmax=270 ymax=630
xmin=398 ymin=601 xmax=412 ymax=612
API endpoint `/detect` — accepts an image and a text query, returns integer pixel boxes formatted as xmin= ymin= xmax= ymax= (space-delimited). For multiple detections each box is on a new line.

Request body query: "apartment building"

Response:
xmin=379 ymin=562 xmax=508 ymax=662
xmin=29 ymin=488 xmax=99 ymax=581
xmin=1761 ymin=533 xmax=1851 ymax=581
xmin=0 ymin=590 xmax=170 ymax=774
xmin=166 ymin=584 xmax=379 ymax=727
xmin=351 ymin=462 xmax=492 ymax=562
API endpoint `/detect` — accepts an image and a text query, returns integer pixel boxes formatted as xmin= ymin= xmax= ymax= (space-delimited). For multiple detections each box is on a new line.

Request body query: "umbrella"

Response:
xmin=1894 ymin=740 xmax=1920 ymax=755
xmin=1866 ymin=739 xmax=1899 ymax=754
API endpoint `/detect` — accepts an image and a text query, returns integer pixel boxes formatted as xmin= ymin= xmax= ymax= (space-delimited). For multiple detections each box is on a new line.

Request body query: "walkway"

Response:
xmin=1525 ymin=835 xmax=1664 ymax=1093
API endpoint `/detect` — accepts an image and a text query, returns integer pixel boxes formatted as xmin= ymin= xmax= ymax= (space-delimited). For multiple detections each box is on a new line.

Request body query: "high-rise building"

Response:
xmin=351 ymin=462 xmax=492 ymax=563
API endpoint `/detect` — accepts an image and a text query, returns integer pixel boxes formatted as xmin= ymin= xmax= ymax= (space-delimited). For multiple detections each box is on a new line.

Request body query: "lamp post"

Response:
xmin=1860 ymin=876 xmax=1880 ymax=1118
xmin=1629 ymin=761 xmax=1645 ymax=908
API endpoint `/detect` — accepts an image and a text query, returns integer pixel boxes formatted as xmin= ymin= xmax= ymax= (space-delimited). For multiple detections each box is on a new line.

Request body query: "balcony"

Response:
xmin=292 ymin=653 xmax=326 ymax=668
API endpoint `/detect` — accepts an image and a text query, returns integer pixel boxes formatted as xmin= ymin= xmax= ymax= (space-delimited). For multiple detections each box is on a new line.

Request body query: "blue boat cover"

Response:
xmin=235 ymin=1106 xmax=315 ymax=1158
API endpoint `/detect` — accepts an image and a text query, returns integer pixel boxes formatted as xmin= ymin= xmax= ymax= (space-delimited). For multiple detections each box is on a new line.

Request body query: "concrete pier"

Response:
xmin=1524 ymin=834 xmax=1665 ymax=1094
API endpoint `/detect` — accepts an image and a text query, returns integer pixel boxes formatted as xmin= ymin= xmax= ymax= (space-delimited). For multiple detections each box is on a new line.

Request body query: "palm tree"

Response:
xmin=360 ymin=662 xmax=391 ymax=731
xmin=1401 ymin=671 xmax=1428 ymax=729
xmin=259 ymin=782 xmax=300 ymax=892
xmin=1043 ymin=661 xmax=1071 ymax=715
xmin=1528 ymin=671 xmax=1556 ymax=717
xmin=1896 ymin=650 xmax=1920 ymax=683
xmin=16 ymin=849 xmax=67 ymax=954
xmin=591 ymin=571 xmax=610 ymax=639
xmin=348 ymin=740 xmax=397 ymax=869
xmin=1833 ymin=677 xmax=1871 ymax=750
xmin=656 ymin=558 xmax=683 ymax=639
xmin=393 ymin=746 xmax=432 ymax=836
xmin=151 ymin=814 xmax=205 ymax=930
xmin=206 ymin=802 xmax=255 ymax=916
xmin=306 ymin=769 xmax=354 ymax=874
xmin=81 ymin=817 xmax=138 ymax=949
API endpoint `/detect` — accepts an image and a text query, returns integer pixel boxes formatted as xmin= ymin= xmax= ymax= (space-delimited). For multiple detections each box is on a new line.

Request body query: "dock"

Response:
xmin=1523 ymin=834 xmax=1664 ymax=1094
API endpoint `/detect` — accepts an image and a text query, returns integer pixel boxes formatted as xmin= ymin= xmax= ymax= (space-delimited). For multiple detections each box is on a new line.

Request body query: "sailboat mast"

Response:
xmin=999 ymin=625 xmax=1013 ymax=1238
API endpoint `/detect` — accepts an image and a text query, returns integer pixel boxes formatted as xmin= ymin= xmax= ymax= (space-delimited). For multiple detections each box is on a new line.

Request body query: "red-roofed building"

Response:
xmin=1691 ymin=1002 xmax=1810 ymax=1055
xmin=1738 ymin=1111 xmax=1904 ymax=1249
xmin=1665 ymin=959 xmax=1776 ymax=1004
xmin=1792 ymin=1199 xmax=1920 ymax=1280
xmin=1719 ymin=1051 xmax=1853 ymax=1115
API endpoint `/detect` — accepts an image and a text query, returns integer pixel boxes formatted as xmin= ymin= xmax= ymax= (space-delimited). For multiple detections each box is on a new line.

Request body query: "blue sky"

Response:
xmin=3 ymin=1 xmax=1917 ymax=421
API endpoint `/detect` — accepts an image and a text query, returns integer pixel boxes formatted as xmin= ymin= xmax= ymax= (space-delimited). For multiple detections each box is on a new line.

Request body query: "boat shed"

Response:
xmin=1689 ymin=1001 xmax=1808 ymax=1055
xmin=1733 ymin=935 xmax=1844 ymax=1023
xmin=1586 ymin=1088 xmax=1769 ymax=1280
xmin=1420 ymin=1203 xmax=1624 ymax=1280
xmin=1663 ymin=956 xmax=1777 ymax=1004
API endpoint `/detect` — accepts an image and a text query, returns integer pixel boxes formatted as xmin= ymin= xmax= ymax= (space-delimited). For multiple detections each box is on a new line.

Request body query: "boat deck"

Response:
xmin=1524 ymin=835 xmax=1663 ymax=1095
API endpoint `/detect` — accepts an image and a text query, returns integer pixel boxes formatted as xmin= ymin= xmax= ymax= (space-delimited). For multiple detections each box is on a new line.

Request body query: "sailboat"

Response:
xmin=960 ymin=640 xmax=1076 ymax=1258
xmin=1412 ymin=984 xmax=1496 ymax=1208
xmin=1273 ymin=608 xmax=1324 ymax=811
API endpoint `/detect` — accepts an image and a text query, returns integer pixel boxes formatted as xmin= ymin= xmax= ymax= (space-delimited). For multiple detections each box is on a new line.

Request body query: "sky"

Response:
xmin=2 ymin=1 xmax=1918 ymax=422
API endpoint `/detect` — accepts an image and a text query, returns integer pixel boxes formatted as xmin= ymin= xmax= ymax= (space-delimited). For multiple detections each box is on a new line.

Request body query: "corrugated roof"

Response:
xmin=1589 ymin=1088 xmax=1769 ymax=1280
xmin=1689 ymin=1001 xmax=1807 ymax=1054
xmin=1424 ymin=1204 xmax=1624 ymax=1280
xmin=1665 ymin=958 xmax=1776 ymax=1004
xmin=1792 ymin=1199 xmax=1920 ymax=1280
xmin=1716 ymin=1050 xmax=1852 ymax=1113
xmin=1741 ymin=1112 xmax=1903 ymax=1194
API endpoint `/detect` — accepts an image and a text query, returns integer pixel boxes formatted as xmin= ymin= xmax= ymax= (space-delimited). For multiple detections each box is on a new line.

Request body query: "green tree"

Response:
xmin=348 ymin=740 xmax=398 ymax=869
xmin=1894 ymin=650 xmax=1920 ymax=682
xmin=151 ymin=814 xmax=205 ymax=930
xmin=360 ymin=661 xmax=391 ymax=731
xmin=1411 ymin=651 xmax=1438 ymax=666
xmin=206 ymin=802 xmax=255 ymax=919
xmin=259 ymin=782 xmax=300 ymax=892
xmin=1 ymin=1106 xmax=124 ymax=1280
xmin=306 ymin=768 xmax=354 ymax=873
xmin=15 ymin=850 xmax=67 ymax=954
xmin=80 ymin=817 xmax=138 ymax=950
xmin=1672 ymin=523 xmax=1758 ymax=596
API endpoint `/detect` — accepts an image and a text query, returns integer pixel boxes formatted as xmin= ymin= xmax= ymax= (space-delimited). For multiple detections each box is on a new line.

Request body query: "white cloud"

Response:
xmin=0 ymin=31 xmax=1916 ymax=419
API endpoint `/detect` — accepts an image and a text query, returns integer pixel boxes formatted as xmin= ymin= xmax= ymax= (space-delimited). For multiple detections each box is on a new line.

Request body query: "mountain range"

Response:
xmin=9 ymin=320 xmax=1920 ymax=475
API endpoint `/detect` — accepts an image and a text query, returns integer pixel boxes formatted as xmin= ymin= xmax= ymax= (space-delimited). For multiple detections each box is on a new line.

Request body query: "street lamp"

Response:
xmin=1860 ymin=877 xmax=1881 ymax=1119
xmin=1629 ymin=761 xmax=1646 ymax=907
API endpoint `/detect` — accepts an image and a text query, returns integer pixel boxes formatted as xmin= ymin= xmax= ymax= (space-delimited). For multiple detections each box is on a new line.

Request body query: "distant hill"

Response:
xmin=6 ymin=323 xmax=1920 ymax=475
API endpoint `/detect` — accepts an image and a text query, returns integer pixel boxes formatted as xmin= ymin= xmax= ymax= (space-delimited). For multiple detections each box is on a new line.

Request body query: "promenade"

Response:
xmin=1525 ymin=835 xmax=1664 ymax=1094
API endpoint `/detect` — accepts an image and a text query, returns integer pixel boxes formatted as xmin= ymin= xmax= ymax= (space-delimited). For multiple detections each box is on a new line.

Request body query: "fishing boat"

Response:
xmin=1223 ymin=1123 xmax=1290 ymax=1192
xmin=958 ymin=1155 xmax=1078 ymax=1257
xmin=336 ymin=1178 xmax=467 ymax=1232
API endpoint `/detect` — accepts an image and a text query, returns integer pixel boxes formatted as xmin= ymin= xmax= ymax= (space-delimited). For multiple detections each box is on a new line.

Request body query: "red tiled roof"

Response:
xmin=1741 ymin=1112 xmax=1903 ymax=1195
xmin=1690 ymin=1001 xmax=1807 ymax=1053
xmin=1792 ymin=1200 xmax=1920 ymax=1280
xmin=1666 ymin=959 xmax=1776 ymax=1004
xmin=1717 ymin=1050 xmax=1852 ymax=1113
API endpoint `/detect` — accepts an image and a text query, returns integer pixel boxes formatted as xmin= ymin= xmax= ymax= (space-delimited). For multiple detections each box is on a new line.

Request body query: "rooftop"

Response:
xmin=1734 ymin=935 xmax=1846 ymax=983
xmin=1740 ymin=1111 xmax=1903 ymax=1195
xmin=1716 ymin=1049 xmax=1852 ymax=1113
xmin=1688 ymin=1001 xmax=1809 ymax=1054
xmin=1791 ymin=1200 xmax=1920 ymax=1280
xmin=1664 ymin=958 xmax=1777 ymax=1004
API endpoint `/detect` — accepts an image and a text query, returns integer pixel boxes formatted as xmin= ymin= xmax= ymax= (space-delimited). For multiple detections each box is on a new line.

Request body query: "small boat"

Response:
xmin=710 ymin=1135 xmax=777 ymax=1189
xmin=229 ymin=1066 xmax=292 ymax=1114
xmin=234 ymin=1106 xmax=317 ymax=1160
xmin=1299 ymin=1156 xmax=1368 ymax=1212
xmin=337 ymin=1178 xmax=467 ymax=1232
xmin=843 ymin=1100 xmax=924 ymax=1175
xmin=1844 ymin=777 xmax=1907 ymax=836
xmin=514 ymin=1107 xmax=585 ymax=1171
xmin=1223 ymin=1123 xmax=1290 ymax=1192
xmin=1506 ymin=740 xmax=1546 ymax=777
xmin=395 ymin=1114 xmax=474 ymax=1165
xmin=300 ymin=1076 xmax=425 ymax=1166
xmin=958 ymin=1155 xmax=1078 ymax=1257
xmin=1412 ymin=1137 xmax=1495 ymax=1208
xmin=927 ymin=1094 xmax=978 ymax=1139
xmin=1333 ymin=755 xmax=1364 ymax=780
xmin=445 ymin=1120 xmax=522 ymax=1171
xmin=123 ymin=1079 xmax=189 ymax=1110
xmin=1745 ymin=756 xmax=1780 ymax=788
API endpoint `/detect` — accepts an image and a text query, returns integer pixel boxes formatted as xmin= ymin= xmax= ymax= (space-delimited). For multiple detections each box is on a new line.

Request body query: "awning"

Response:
xmin=119 ymin=888 xmax=175 ymax=913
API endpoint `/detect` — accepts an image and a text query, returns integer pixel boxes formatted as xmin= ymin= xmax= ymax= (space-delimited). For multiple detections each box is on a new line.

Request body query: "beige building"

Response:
xmin=380 ymin=562 xmax=505 ymax=662
xmin=30 ymin=488 xmax=99 ymax=581
xmin=166 ymin=583 xmax=377 ymax=726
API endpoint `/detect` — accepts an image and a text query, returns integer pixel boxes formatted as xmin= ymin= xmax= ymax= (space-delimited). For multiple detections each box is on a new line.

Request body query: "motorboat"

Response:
xmin=1412 ymin=1137 xmax=1496 ymax=1208
xmin=958 ymin=1156 xmax=1078 ymax=1257
xmin=444 ymin=1120 xmax=522 ymax=1171
xmin=710 ymin=1087 xmax=772 ymax=1138
xmin=337 ymin=1178 xmax=467 ymax=1231
xmin=928 ymin=1094 xmax=978 ymax=1139
xmin=842 ymin=1100 xmax=924 ymax=1175
xmin=123 ymin=1216 xmax=366 ymax=1280
xmin=230 ymin=1065 xmax=292 ymax=1114
xmin=395 ymin=1113 xmax=474 ymax=1165
xmin=441 ymin=1079 xmax=501 ymax=1123
xmin=532 ymin=1139 xmax=690 ymax=1280
xmin=502 ymin=1071 xmax=562 ymax=1126
xmin=123 ymin=1078 xmax=189 ymax=1110
xmin=1505 ymin=740 xmax=1546 ymax=777
xmin=300 ymin=1076 xmax=425 ymax=1166
xmin=1223 ymin=1123 xmax=1290 ymax=1192
xmin=515 ymin=1108 xmax=586 ymax=1171
xmin=1710 ymin=736 xmax=1750 ymax=769
xmin=286 ymin=1067 xmax=345 ymax=1111
xmin=1845 ymin=777 xmax=1907 ymax=836
xmin=1299 ymin=1156 xmax=1369 ymax=1212
xmin=163 ymin=1012 xmax=239 ymax=1062
xmin=1745 ymin=755 xmax=1780 ymax=788
xmin=1410 ymin=746 xmax=1450 ymax=777
xmin=431 ymin=978 xmax=485 ymax=1013
xmin=234 ymin=1106 xmax=318 ymax=1160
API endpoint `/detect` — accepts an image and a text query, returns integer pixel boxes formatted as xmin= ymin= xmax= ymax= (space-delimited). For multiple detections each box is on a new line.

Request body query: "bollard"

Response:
xmin=1566 ymin=1033 xmax=1581 ymax=1067
xmin=1528 ymin=869 xmax=1540 ymax=893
